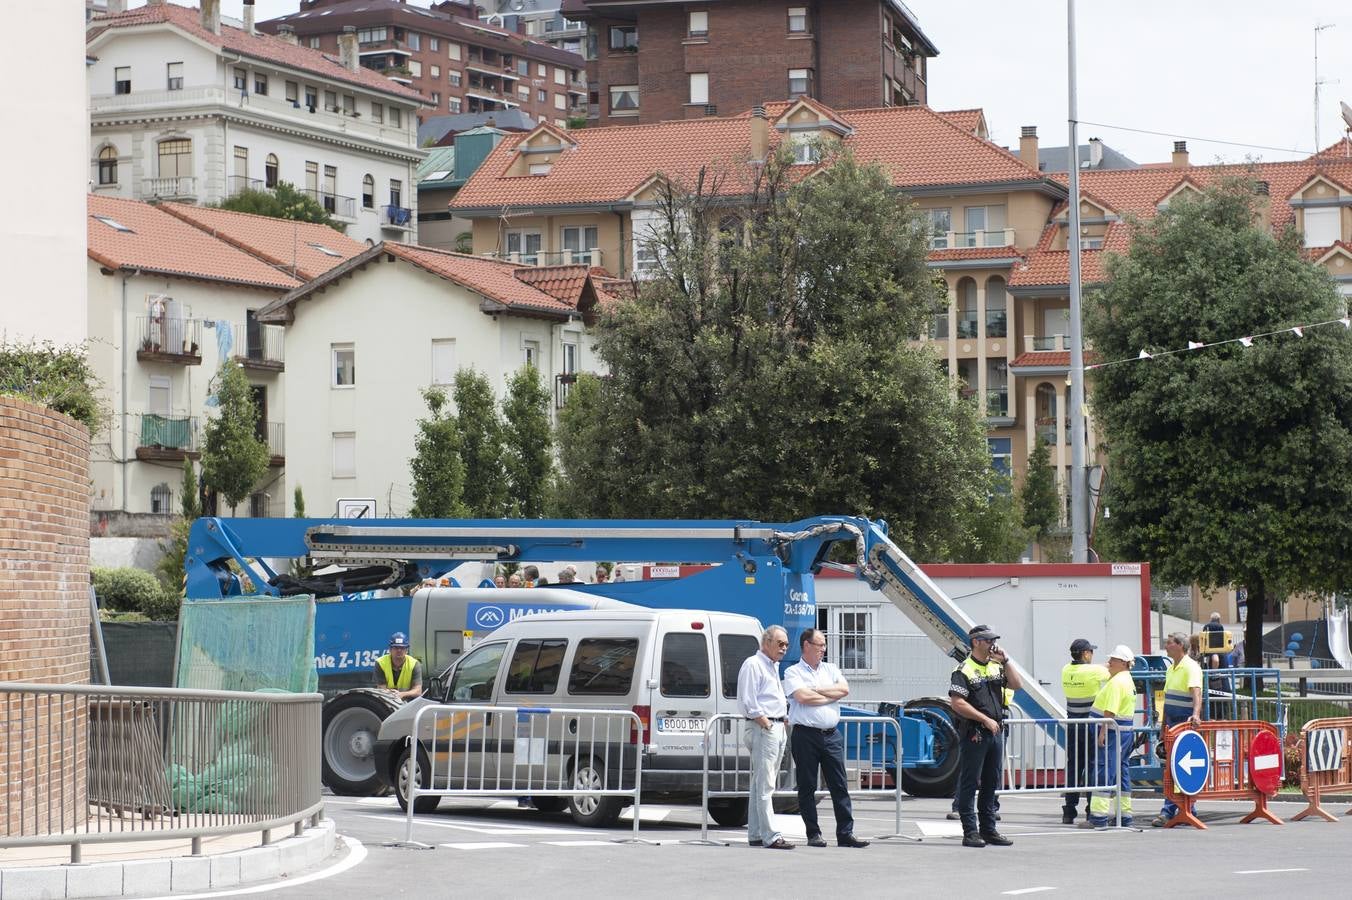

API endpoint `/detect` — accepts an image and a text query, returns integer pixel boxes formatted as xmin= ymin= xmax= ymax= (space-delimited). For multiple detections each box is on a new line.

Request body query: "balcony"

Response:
xmin=929 ymin=227 xmax=1016 ymax=251
xmin=260 ymin=421 xmax=285 ymax=466
xmin=135 ymin=316 xmax=202 ymax=364
xmin=1036 ymin=421 xmax=1059 ymax=446
xmin=226 ymin=175 xmax=265 ymax=197
xmin=986 ymin=310 xmax=1007 ymax=338
xmin=485 ymin=249 xmax=604 ymax=268
xmin=985 ymin=387 xmax=1009 ymax=418
xmin=554 ymin=372 xmax=577 ymax=409
xmin=382 ymin=205 xmax=413 ymax=231
xmin=1027 ymin=334 xmax=1070 ymax=352
xmin=134 ymin=414 xmax=199 ymax=461
xmin=235 ymin=321 xmax=285 ymax=372
xmin=929 ymin=311 xmax=948 ymax=340
xmin=300 ymin=188 xmax=356 ymax=220
xmin=955 ymin=315 xmax=979 ymax=339
xmin=141 ymin=176 xmax=196 ymax=201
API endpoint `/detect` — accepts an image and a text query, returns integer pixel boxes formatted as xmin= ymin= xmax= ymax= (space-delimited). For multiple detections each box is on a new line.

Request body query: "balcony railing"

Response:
xmin=929 ymin=227 xmax=1016 ymax=251
xmin=930 ymin=312 xmax=948 ymax=340
xmin=141 ymin=176 xmax=196 ymax=200
xmin=986 ymin=387 xmax=1009 ymax=418
xmin=235 ymin=321 xmax=285 ymax=371
xmin=1028 ymin=334 xmax=1070 ymax=352
xmin=986 ymin=310 xmax=1007 ymax=338
xmin=135 ymin=316 xmax=202 ymax=363
xmin=1036 ymin=423 xmax=1058 ymax=446
xmin=226 ymin=175 xmax=265 ymax=197
xmin=300 ymin=188 xmax=356 ymax=219
xmin=956 ymin=315 xmax=979 ymax=339
xmin=382 ymin=205 xmax=413 ymax=229
xmin=485 ymin=249 xmax=604 ymax=268
xmin=260 ymin=421 xmax=285 ymax=462
xmin=555 ymin=372 xmax=577 ymax=409
xmin=134 ymin=414 xmax=199 ymax=459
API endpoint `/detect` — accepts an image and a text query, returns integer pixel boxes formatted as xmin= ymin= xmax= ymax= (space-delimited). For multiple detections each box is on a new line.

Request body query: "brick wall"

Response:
xmin=816 ymin=0 xmax=886 ymax=110
xmin=1 ymin=395 xmax=91 ymax=836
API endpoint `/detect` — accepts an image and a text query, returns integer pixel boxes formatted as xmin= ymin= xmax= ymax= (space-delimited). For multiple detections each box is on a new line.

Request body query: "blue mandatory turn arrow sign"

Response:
xmin=1170 ymin=729 xmax=1211 ymax=796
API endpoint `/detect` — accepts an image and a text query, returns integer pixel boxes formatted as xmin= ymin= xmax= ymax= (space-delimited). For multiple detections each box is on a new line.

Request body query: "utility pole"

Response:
xmin=1066 ymin=0 xmax=1089 ymax=563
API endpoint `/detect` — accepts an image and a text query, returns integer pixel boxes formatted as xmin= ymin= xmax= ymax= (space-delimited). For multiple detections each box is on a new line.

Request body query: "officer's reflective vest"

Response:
xmin=1062 ymin=662 xmax=1109 ymax=717
xmin=377 ymin=653 xmax=417 ymax=691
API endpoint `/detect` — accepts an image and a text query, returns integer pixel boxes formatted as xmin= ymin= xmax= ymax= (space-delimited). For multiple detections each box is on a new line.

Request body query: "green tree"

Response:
xmin=157 ymin=459 xmax=198 ymax=597
xmin=199 ymin=361 xmax=270 ymax=514
xmin=502 ymin=364 xmax=554 ymax=518
xmin=948 ymin=476 xmax=1032 ymax=563
xmin=293 ymin=484 xmax=307 ymax=517
xmin=554 ymin=373 xmax=606 ymax=516
xmin=213 ymin=182 xmax=338 ymax=230
xmin=554 ymin=148 xmax=992 ymax=558
xmin=1019 ymin=439 xmax=1060 ymax=551
xmin=0 ymin=340 xmax=103 ymax=431
xmin=1086 ymin=179 xmax=1352 ymax=666
xmin=409 ymin=386 xmax=468 ymax=518
xmin=453 ymin=369 xmax=509 ymax=517
xmin=179 ymin=456 xmax=201 ymax=519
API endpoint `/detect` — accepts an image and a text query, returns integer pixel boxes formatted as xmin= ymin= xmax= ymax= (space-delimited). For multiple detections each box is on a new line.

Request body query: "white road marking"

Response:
xmin=356 ymin=814 xmax=593 ymax=836
xmin=441 ymin=841 xmax=526 ymax=850
xmin=915 ymin=820 xmax=965 ymax=837
xmin=1003 ymin=888 xmax=1056 ymax=896
xmin=135 ymin=835 xmax=367 ymax=899
xmin=1235 ymin=868 xmax=1309 ymax=875
xmin=542 ymin=840 xmax=618 ymax=847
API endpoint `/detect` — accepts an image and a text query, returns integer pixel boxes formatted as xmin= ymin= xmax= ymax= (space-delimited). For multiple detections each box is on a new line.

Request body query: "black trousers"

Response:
xmin=790 ymin=725 xmax=855 ymax=840
xmin=957 ymin=728 xmax=1004 ymax=836
xmin=1062 ymin=714 xmax=1094 ymax=816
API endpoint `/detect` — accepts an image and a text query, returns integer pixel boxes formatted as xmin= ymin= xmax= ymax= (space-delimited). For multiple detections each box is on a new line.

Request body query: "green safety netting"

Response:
xmin=175 ymin=596 xmax=318 ymax=693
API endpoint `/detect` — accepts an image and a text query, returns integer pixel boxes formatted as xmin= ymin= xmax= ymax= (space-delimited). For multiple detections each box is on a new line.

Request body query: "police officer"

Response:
xmin=1153 ymin=632 xmax=1203 ymax=826
xmin=949 ymin=624 xmax=1022 ymax=848
xmin=374 ymin=632 xmax=423 ymax=700
xmin=1061 ymin=639 xmax=1109 ymax=824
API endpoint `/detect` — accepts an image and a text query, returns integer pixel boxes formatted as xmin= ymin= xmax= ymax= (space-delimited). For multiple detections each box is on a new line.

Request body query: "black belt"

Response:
xmin=767 ymin=717 xmax=787 ymax=722
xmin=796 ymin=726 xmax=838 ymax=735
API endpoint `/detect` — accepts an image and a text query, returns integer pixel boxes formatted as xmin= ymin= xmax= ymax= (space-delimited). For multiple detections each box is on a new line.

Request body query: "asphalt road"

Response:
xmin=141 ymin=791 xmax=1351 ymax=900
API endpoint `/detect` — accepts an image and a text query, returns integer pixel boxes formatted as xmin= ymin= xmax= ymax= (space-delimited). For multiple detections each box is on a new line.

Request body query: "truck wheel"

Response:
xmin=568 ymin=757 xmax=624 ymax=827
xmin=708 ymin=798 xmax=748 ymax=827
xmin=321 ymin=689 xmax=401 ymax=796
xmin=900 ymin=697 xmax=961 ymax=798
xmin=395 ymin=745 xmax=441 ymax=814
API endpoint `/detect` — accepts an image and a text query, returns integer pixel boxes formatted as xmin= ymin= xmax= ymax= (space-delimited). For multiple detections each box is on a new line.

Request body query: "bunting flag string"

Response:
xmin=1083 ymin=315 xmax=1352 ymax=371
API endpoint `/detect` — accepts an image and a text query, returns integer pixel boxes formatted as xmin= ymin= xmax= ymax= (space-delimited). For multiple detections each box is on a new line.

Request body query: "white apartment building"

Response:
xmin=87 ymin=1 xmax=427 ymax=247
xmin=256 ymin=243 xmax=609 ymax=518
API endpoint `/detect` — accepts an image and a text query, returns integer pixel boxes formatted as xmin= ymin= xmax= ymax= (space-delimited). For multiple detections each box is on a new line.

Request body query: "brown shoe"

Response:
xmin=765 ymin=838 xmax=795 ymax=850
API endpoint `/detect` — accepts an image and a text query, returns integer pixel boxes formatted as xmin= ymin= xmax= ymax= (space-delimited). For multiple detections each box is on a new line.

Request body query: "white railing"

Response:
xmin=930 ymin=227 xmax=1016 ymax=251
xmin=141 ymin=176 xmax=197 ymax=199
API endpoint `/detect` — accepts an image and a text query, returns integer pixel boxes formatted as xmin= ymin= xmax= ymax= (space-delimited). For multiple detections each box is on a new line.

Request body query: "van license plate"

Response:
xmin=658 ymin=717 xmax=707 ymax=733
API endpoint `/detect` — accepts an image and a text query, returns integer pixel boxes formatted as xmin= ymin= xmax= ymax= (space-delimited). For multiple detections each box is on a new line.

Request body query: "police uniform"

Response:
xmin=1087 ymin=650 xmax=1137 ymax=827
xmin=1157 ymin=653 xmax=1203 ymax=822
xmin=1060 ymin=645 xmax=1109 ymax=823
xmin=949 ymin=640 xmax=1008 ymax=841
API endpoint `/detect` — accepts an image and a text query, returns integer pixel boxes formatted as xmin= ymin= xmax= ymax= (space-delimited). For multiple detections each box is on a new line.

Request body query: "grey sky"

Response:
xmin=146 ymin=1 xmax=1352 ymax=164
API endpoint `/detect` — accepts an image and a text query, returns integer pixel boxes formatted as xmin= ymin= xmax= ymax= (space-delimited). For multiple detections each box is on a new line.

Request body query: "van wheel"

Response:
xmin=708 ymin=798 xmax=748 ymax=827
xmin=568 ymin=757 xmax=624 ymax=827
xmin=395 ymin=745 xmax=441 ymax=814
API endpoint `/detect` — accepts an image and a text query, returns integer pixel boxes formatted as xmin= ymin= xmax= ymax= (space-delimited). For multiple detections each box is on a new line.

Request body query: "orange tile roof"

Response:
xmin=1010 ymin=351 xmax=1072 ymax=368
xmin=451 ymin=103 xmax=1055 ymax=210
xmin=927 ymin=246 xmax=1024 ymax=263
xmin=88 ymin=3 xmax=423 ymax=102
xmin=159 ymin=204 xmax=366 ymax=281
xmin=382 ymin=244 xmax=586 ymax=316
xmin=512 ymin=265 xmax=593 ymax=307
xmin=936 ymin=108 xmax=986 ymax=135
xmin=88 ymin=195 xmax=301 ymax=290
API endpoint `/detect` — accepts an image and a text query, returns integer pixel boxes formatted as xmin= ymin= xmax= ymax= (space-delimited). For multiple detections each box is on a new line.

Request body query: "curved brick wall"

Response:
xmin=1 ymin=395 xmax=91 ymax=835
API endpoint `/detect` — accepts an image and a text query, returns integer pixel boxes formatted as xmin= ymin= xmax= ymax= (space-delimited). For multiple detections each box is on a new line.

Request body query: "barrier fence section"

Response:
xmin=693 ymin=714 xmax=916 ymax=846
xmin=999 ymin=717 xmax=1127 ymax=828
xmin=1295 ymin=716 xmax=1352 ymax=822
xmin=0 ymin=681 xmax=323 ymax=863
xmin=1161 ymin=720 xmax=1283 ymax=829
xmin=403 ymin=704 xmax=645 ymax=846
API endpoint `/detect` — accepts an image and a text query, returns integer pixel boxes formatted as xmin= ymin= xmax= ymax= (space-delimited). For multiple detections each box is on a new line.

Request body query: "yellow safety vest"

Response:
xmin=376 ymin=653 xmax=417 ymax=691
xmin=1163 ymin=655 xmax=1203 ymax=714
xmin=1062 ymin=662 xmax=1110 ymax=717
xmin=1092 ymin=669 xmax=1136 ymax=722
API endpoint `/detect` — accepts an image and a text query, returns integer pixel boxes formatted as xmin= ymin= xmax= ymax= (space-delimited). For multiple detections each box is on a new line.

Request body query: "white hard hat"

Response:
xmin=1108 ymin=644 xmax=1135 ymax=664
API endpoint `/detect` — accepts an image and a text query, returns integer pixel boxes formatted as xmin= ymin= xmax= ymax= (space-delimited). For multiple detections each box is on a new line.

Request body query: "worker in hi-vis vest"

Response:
xmin=1082 ymin=645 xmax=1138 ymax=828
xmin=374 ymin=632 xmax=423 ymax=700
xmin=1153 ymin=632 xmax=1204 ymax=827
xmin=1061 ymin=639 xmax=1109 ymax=825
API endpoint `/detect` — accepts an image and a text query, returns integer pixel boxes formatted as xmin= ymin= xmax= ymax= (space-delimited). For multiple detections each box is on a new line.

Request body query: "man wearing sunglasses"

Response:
xmin=737 ymin=626 xmax=793 ymax=849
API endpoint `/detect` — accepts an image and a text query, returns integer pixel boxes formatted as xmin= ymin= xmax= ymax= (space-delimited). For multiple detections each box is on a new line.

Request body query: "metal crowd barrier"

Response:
xmin=1161 ymin=720 xmax=1284 ymax=829
xmin=1294 ymin=716 xmax=1352 ymax=822
xmin=999 ymin=717 xmax=1128 ymax=828
xmin=692 ymin=714 xmax=919 ymax=846
xmin=402 ymin=704 xmax=645 ymax=846
xmin=0 ymin=682 xmax=323 ymax=863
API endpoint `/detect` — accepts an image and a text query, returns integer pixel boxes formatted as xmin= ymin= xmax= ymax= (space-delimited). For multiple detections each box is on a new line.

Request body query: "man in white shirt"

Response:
xmin=736 ymin=625 xmax=793 ymax=849
xmin=783 ymin=628 xmax=870 ymax=848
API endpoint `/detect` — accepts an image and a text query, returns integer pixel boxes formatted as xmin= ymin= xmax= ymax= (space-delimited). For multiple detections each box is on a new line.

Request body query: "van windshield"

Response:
xmin=568 ymin=638 xmax=639 ymax=695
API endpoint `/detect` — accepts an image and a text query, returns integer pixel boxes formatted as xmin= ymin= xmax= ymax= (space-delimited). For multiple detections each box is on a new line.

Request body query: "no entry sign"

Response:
xmin=1248 ymin=730 xmax=1283 ymax=796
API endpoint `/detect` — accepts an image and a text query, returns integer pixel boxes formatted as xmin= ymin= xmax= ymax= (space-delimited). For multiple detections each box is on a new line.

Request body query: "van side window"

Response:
xmin=446 ymin=641 xmax=507 ymax=702
xmin=718 ymin=634 xmax=759 ymax=699
xmin=505 ymin=639 xmax=568 ymax=694
xmin=660 ymin=633 xmax=710 ymax=697
xmin=568 ymin=638 xmax=639 ymax=695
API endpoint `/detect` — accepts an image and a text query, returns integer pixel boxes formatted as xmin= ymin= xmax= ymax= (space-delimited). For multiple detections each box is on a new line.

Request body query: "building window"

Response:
xmin=988 ymin=438 xmax=1013 ymax=479
xmin=449 ymin=71 xmax=462 ymax=87
xmin=963 ymin=205 xmax=1007 ymax=245
xmin=787 ymin=6 xmax=808 ymax=33
xmin=371 ymin=102 xmax=383 ymax=123
xmin=332 ymin=344 xmax=355 ymax=387
xmin=166 ymin=62 xmax=183 ymax=91
xmin=324 ymin=90 xmax=338 ymax=112
xmin=562 ymin=226 xmax=598 ymax=263
xmin=409 ymin=60 xmax=422 ymax=78
xmin=429 ymin=36 xmax=440 ymax=52
xmin=150 ymin=483 xmax=173 ymax=515
xmin=927 ymin=208 xmax=951 ymax=248
xmin=449 ymin=42 xmax=462 ymax=61
xmin=554 ymin=67 xmax=566 ymax=85
xmin=389 ymin=179 xmax=403 ymax=209
xmin=254 ymin=73 xmax=268 ymax=96
xmin=390 ymin=107 xmax=402 ymax=128
xmin=609 ymin=25 xmax=637 ymax=50
xmin=554 ymin=92 xmax=566 ymax=110
xmin=342 ymin=94 xmax=355 ymax=115
xmin=332 ymin=433 xmax=356 ymax=478
xmin=408 ymin=32 xmax=421 ymax=51
xmin=304 ymin=85 xmax=318 ymax=110
xmin=305 ymin=160 xmax=319 ymax=194
xmin=265 ymin=153 xmax=279 ymax=188
xmin=562 ymin=339 xmax=578 ymax=376
xmin=522 ymin=339 xmax=540 ymax=368
xmin=431 ymin=91 xmax=441 ymax=106
xmin=286 ymin=81 xmax=299 ymax=103
xmin=449 ymin=97 xmax=462 ymax=113
xmin=1304 ymin=207 xmax=1341 ymax=248
xmin=233 ymin=145 xmax=248 ymax=181
xmin=689 ymin=72 xmax=708 ymax=105
xmin=97 ymin=146 xmax=118 ymax=185
xmin=538 ymin=88 xmax=548 ymax=103
xmin=430 ymin=64 xmax=440 ymax=79
xmin=234 ymin=67 xmax=247 ymax=91
xmin=157 ymin=138 xmax=191 ymax=178
xmin=528 ymin=163 xmax=552 ymax=176
xmin=518 ymin=84 xmax=530 ymax=99
xmin=518 ymin=59 xmax=529 ymax=76
xmin=506 ymin=230 xmax=542 ymax=264
xmin=322 ymin=165 xmax=337 ymax=212
xmin=148 ymin=374 xmax=171 ymax=416
xmin=790 ymin=134 xmax=818 ymax=165
xmin=114 ymin=66 xmax=131 ymax=94
xmin=357 ymin=26 xmax=386 ymax=44
xmin=362 ymin=174 xmax=374 ymax=208
xmin=431 ymin=339 xmax=456 ymax=385
xmin=688 ymin=10 xmax=708 ymax=36
xmin=609 ymin=85 xmax=639 ymax=114
xmin=538 ymin=63 xmax=547 ymax=77
xmin=788 ymin=68 xmax=811 ymax=98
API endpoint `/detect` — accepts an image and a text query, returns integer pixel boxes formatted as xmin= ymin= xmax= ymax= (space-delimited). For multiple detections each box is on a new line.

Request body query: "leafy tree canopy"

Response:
xmin=502 ymin=364 xmax=554 ymax=518
xmin=453 ymin=369 xmax=509 ymax=517
xmin=213 ymin=182 xmax=338 ymax=230
xmin=409 ymin=386 xmax=468 ymax=518
xmin=0 ymin=340 xmax=103 ymax=431
xmin=199 ymin=361 xmax=269 ymax=513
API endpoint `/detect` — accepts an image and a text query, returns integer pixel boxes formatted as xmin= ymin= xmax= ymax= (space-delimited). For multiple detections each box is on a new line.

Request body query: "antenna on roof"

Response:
xmin=1314 ymin=23 xmax=1337 ymax=154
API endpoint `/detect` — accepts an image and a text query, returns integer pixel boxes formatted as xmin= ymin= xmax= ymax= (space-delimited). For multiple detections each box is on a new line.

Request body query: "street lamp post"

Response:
xmin=1066 ymin=0 xmax=1089 ymax=563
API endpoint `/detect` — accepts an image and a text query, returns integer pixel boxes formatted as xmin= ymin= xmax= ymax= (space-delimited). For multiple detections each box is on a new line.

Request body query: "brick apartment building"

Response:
xmin=559 ymin=0 xmax=937 ymax=126
xmin=261 ymin=0 xmax=587 ymax=125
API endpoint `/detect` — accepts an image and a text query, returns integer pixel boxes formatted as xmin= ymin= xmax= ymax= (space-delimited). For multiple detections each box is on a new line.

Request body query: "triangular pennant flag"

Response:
xmin=1138 ymin=349 xmax=1152 ymax=359
xmin=1239 ymin=336 xmax=1253 ymax=347
xmin=1187 ymin=340 xmax=1205 ymax=349
xmin=1341 ymin=317 xmax=1350 ymax=329
xmin=1292 ymin=326 xmax=1304 ymax=338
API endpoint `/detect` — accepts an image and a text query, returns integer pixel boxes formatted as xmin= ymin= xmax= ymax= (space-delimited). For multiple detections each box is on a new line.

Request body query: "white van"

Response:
xmin=373 ymin=608 xmax=764 ymax=826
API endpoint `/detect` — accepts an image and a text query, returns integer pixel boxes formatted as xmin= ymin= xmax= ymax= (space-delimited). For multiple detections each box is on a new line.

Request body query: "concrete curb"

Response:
xmin=0 ymin=819 xmax=337 ymax=900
